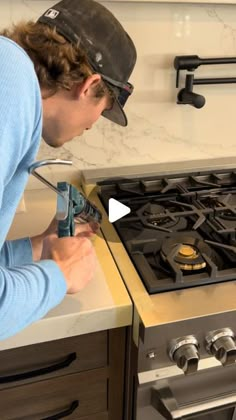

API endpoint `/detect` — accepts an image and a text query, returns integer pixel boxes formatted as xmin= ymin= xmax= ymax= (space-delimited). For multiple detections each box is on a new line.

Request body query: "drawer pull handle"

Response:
xmin=42 ymin=400 xmax=79 ymax=420
xmin=0 ymin=352 xmax=76 ymax=383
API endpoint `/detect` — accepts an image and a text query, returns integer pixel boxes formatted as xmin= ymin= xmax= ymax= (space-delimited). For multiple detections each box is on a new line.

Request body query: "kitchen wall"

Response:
xmin=1 ymin=0 xmax=236 ymax=173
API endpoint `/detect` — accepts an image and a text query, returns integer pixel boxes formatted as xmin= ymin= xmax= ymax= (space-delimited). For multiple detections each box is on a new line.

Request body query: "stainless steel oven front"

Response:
xmin=137 ymin=362 xmax=236 ymax=419
xmin=134 ymin=310 xmax=236 ymax=420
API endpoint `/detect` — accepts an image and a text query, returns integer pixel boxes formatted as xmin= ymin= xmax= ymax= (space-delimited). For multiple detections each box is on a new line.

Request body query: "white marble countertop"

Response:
xmin=1 ymin=188 xmax=132 ymax=351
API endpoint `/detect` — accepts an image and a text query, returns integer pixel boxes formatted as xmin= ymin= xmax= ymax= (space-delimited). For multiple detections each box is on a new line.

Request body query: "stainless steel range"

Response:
xmin=83 ymin=159 xmax=236 ymax=420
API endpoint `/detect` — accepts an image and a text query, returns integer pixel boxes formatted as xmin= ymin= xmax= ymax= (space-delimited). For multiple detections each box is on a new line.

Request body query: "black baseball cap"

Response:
xmin=37 ymin=0 xmax=137 ymax=126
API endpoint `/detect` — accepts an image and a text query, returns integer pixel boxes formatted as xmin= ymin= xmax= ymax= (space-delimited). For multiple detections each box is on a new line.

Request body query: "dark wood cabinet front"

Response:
xmin=0 ymin=368 xmax=108 ymax=419
xmin=0 ymin=331 xmax=107 ymax=389
xmin=0 ymin=327 xmax=127 ymax=420
xmin=74 ymin=414 xmax=109 ymax=420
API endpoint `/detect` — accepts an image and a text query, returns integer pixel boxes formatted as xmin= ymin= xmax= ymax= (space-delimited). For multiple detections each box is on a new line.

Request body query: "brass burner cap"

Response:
xmin=178 ymin=245 xmax=197 ymax=258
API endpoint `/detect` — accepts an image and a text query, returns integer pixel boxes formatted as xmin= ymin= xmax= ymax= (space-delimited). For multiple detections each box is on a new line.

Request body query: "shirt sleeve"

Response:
xmin=0 ymin=260 xmax=67 ymax=340
xmin=0 ymin=238 xmax=33 ymax=267
xmin=0 ymin=38 xmax=67 ymax=340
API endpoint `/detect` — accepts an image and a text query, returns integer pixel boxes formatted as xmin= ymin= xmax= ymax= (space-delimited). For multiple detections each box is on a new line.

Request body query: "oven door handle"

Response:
xmin=151 ymin=381 xmax=236 ymax=419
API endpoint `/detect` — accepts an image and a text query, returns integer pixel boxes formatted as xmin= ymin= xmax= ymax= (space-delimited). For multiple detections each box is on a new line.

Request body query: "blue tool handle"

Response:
xmin=57 ymin=182 xmax=102 ymax=237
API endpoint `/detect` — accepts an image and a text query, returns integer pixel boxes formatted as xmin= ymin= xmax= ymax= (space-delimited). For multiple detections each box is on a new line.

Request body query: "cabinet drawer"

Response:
xmin=75 ymin=413 xmax=108 ymax=420
xmin=0 ymin=331 xmax=107 ymax=389
xmin=0 ymin=367 xmax=108 ymax=419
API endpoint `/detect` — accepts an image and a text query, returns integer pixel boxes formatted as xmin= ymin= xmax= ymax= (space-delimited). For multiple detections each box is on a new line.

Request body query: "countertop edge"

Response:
xmin=81 ymin=156 xmax=236 ymax=183
xmin=0 ymin=303 xmax=132 ymax=351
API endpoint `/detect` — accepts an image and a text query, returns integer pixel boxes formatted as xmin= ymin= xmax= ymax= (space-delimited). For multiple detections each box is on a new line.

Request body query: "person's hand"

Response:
xmin=30 ymin=216 xmax=98 ymax=261
xmin=41 ymin=234 xmax=97 ymax=293
xmin=43 ymin=217 xmax=99 ymax=237
xmin=74 ymin=220 xmax=99 ymax=238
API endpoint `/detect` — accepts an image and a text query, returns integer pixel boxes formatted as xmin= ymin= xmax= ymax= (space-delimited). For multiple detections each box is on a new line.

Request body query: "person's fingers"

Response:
xmin=74 ymin=223 xmax=92 ymax=233
xmin=74 ymin=222 xmax=99 ymax=236
xmin=89 ymin=221 xmax=100 ymax=232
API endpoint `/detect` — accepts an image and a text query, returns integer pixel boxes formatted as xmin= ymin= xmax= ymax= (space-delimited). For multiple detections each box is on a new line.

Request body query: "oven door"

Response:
xmin=137 ymin=364 xmax=236 ymax=420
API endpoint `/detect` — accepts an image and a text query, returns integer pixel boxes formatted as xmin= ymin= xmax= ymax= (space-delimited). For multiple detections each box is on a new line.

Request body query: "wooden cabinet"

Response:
xmin=0 ymin=331 xmax=107 ymax=389
xmin=0 ymin=328 xmax=127 ymax=420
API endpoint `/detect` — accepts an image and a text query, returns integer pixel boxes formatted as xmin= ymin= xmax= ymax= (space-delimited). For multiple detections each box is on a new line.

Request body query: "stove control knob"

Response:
xmin=168 ymin=336 xmax=199 ymax=375
xmin=205 ymin=328 xmax=236 ymax=366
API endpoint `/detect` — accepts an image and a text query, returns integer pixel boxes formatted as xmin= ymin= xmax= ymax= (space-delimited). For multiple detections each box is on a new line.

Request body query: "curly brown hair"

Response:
xmin=1 ymin=21 xmax=107 ymax=98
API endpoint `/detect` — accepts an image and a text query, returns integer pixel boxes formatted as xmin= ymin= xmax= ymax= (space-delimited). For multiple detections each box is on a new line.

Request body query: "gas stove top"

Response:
xmin=98 ymin=169 xmax=236 ymax=294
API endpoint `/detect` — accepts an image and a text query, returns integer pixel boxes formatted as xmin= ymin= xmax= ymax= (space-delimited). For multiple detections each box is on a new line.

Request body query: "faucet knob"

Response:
xmin=177 ymin=88 xmax=205 ymax=108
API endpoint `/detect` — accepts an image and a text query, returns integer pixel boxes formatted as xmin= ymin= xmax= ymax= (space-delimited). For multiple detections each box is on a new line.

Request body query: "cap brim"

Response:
xmin=102 ymin=96 xmax=127 ymax=127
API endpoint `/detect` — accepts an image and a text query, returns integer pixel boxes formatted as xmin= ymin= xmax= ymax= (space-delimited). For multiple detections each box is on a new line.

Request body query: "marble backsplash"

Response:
xmin=1 ymin=0 xmax=236 ymax=173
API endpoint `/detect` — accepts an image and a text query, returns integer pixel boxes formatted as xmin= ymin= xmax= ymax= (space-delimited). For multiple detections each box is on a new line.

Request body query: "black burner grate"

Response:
xmin=99 ymin=169 xmax=236 ymax=293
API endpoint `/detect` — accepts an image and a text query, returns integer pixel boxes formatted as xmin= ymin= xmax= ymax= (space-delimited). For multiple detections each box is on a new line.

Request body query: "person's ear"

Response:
xmin=75 ymin=74 xmax=102 ymax=99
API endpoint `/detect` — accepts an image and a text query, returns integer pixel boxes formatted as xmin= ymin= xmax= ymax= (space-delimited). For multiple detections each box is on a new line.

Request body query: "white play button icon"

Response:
xmin=108 ymin=198 xmax=131 ymax=223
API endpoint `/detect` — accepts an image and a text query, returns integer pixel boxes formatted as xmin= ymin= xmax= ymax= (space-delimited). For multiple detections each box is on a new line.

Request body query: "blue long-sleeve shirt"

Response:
xmin=0 ymin=36 xmax=67 ymax=340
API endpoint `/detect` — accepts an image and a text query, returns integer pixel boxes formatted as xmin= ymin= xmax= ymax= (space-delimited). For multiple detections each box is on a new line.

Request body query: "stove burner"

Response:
xmin=143 ymin=204 xmax=179 ymax=228
xmin=136 ymin=202 xmax=188 ymax=232
xmin=217 ymin=210 xmax=236 ymax=221
xmin=143 ymin=204 xmax=165 ymax=215
xmin=150 ymin=216 xmax=179 ymax=229
xmin=198 ymin=194 xmax=236 ymax=227
xmin=161 ymin=235 xmax=208 ymax=271
xmin=200 ymin=196 xmax=223 ymax=208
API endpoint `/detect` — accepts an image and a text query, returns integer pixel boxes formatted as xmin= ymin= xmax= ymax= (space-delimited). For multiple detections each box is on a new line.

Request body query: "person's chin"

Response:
xmin=42 ymin=135 xmax=66 ymax=148
xmin=42 ymin=138 xmax=58 ymax=148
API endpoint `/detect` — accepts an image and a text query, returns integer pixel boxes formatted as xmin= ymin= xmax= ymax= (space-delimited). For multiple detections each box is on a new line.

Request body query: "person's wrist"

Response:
xmin=30 ymin=233 xmax=44 ymax=261
xmin=50 ymin=256 xmax=72 ymax=293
